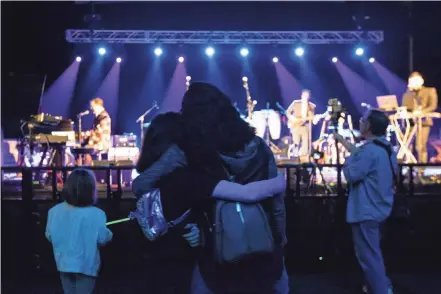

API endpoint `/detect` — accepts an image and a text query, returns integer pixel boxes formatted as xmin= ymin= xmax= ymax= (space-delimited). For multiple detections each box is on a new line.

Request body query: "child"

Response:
xmin=45 ymin=168 xmax=112 ymax=294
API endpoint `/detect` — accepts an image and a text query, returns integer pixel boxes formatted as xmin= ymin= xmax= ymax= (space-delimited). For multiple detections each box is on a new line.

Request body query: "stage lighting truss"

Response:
xmin=65 ymin=30 xmax=384 ymax=45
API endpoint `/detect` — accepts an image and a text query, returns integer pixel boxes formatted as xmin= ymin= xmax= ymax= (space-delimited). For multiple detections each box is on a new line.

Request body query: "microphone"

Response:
xmin=78 ymin=110 xmax=89 ymax=116
xmin=361 ymin=103 xmax=371 ymax=108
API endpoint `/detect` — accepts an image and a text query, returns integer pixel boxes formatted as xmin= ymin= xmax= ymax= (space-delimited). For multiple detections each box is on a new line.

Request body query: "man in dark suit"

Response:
xmin=402 ymin=72 xmax=438 ymax=163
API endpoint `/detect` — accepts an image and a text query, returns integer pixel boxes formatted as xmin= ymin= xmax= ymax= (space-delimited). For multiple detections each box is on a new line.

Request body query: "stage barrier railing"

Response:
xmin=2 ymin=163 xmax=441 ymax=201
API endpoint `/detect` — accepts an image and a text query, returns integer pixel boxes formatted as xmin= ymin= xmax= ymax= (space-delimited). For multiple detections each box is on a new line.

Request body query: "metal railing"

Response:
xmin=2 ymin=163 xmax=441 ymax=201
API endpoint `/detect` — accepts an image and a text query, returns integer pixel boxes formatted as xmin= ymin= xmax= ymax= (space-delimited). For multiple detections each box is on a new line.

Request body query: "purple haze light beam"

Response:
xmin=334 ymin=61 xmax=383 ymax=115
xmin=96 ymin=62 xmax=121 ymax=130
xmin=274 ymin=62 xmax=303 ymax=108
xmin=41 ymin=61 xmax=80 ymax=117
xmin=161 ymin=62 xmax=188 ymax=113
xmin=372 ymin=62 xmax=407 ymax=97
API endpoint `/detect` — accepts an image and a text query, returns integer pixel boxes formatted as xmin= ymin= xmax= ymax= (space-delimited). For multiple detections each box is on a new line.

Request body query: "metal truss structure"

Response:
xmin=65 ymin=30 xmax=384 ymax=45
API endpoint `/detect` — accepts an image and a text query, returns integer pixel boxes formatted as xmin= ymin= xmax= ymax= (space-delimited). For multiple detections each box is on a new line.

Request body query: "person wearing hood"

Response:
xmin=334 ymin=109 xmax=396 ymax=294
xmin=132 ymin=82 xmax=288 ymax=294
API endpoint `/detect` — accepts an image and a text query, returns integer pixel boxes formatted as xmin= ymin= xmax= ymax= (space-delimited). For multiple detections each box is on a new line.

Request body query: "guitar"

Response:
xmin=288 ymin=112 xmax=328 ymax=129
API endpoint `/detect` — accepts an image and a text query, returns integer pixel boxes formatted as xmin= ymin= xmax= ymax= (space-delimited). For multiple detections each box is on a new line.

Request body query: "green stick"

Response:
xmin=106 ymin=218 xmax=131 ymax=226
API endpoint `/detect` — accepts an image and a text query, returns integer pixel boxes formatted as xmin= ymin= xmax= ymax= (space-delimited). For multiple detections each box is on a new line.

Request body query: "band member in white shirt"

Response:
xmin=286 ymin=89 xmax=316 ymax=158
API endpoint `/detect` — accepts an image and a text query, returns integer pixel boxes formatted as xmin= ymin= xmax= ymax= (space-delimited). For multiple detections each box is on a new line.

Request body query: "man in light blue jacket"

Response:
xmin=334 ymin=109 xmax=397 ymax=294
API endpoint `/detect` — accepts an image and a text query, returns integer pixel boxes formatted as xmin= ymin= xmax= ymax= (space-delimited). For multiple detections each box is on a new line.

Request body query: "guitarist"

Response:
xmin=286 ymin=89 xmax=316 ymax=158
xmin=82 ymin=98 xmax=112 ymax=160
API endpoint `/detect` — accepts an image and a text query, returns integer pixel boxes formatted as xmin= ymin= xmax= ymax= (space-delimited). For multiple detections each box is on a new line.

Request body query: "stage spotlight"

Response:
xmin=272 ymin=57 xmax=279 ymax=63
xmin=186 ymin=76 xmax=191 ymax=81
xmin=240 ymin=47 xmax=249 ymax=57
xmin=154 ymin=47 xmax=163 ymax=56
xmin=98 ymin=47 xmax=106 ymax=55
xmin=294 ymin=47 xmax=305 ymax=57
xmin=369 ymin=57 xmax=375 ymax=63
xmin=178 ymin=56 xmax=184 ymax=63
xmin=332 ymin=57 xmax=338 ymax=63
xmin=75 ymin=56 xmax=82 ymax=62
xmin=355 ymin=47 xmax=364 ymax=56
xmin=205 ymin=46 xmax=215 ymax=57
xmin=242 ymin=76 xmax=248 ymax=82
xmin=116 ymin=57 xmax=122 ymax=63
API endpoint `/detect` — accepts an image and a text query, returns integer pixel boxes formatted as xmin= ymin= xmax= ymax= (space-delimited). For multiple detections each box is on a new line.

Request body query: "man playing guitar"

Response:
xmin=286 ymin=89 xmax=316 ymax=158
xmin=83 ymin=97 xmax=111 ymax=158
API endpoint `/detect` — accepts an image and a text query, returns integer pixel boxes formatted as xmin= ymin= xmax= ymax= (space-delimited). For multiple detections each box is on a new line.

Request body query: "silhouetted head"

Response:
xmin=136 ymin=112 xmax=183 ymax=173
xmin=62 ymin=168 xmax=97 ymax=207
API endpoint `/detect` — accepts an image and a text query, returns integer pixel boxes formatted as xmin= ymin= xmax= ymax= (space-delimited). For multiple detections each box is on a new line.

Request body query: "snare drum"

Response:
xmin=250 ymin=110 xmax=281 ymax=140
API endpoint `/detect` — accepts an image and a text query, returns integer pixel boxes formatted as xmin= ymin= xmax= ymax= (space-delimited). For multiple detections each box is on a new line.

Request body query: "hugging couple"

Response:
xmin=133 ymin=82 xmax=289 ymax=294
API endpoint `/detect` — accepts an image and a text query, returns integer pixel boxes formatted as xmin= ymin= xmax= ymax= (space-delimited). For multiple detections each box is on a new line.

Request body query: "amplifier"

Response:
xmin=112 ymin=134 xmax=137 ymax=148
xmin=107 ymin=147 xmax=139 ymax=162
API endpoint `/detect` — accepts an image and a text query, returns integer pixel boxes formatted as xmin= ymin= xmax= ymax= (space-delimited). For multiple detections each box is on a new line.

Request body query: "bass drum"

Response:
xmin=250 ymin=110 xmax=281 ymax=140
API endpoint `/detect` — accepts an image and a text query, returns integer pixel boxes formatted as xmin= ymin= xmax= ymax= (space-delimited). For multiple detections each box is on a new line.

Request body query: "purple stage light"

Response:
xmin=369 ymin=57 xmax=375 ymax=63
xmin=98 ymin=47 xmax=106 ymax=55
xmin=116 ymin=57 xmax=122 ymax=63
xmin=76 ymin=56 xmax=82 ymax=62
xmin=272 ymin=57 xmax=279 ymax=63
xmin=332 ymin=57 xmax=338 ymax=63
xmin=178 ymin=56 xmax=184 ymax=63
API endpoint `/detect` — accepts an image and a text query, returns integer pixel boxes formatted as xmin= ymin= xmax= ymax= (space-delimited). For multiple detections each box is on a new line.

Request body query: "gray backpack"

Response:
xmin=213 ymin=149 xmax=275 ymax=264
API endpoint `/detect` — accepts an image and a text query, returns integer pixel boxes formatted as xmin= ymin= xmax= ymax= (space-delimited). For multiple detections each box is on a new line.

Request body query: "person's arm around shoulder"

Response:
xmin=132 ymin=145 xmax=187 ymax=197
xmin=97 ymin=209 xmax=113 ymax=246
xmin=212 ymin=174 xmax=285 ymax=203
xmin=343 ymin=145 xmax=375 ymax=184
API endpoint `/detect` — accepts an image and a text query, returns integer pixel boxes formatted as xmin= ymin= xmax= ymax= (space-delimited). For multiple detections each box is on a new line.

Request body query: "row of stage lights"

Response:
xmin=74 ymin=46 xmax=375 ymax=64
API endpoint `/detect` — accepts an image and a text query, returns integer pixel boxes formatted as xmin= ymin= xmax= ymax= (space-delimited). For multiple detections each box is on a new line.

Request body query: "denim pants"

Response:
xmin=191 ymin=264 xmax=289 ymax=294
xmin=60 ymin=272 xmax=96 ymax=294
xmin=351 ymin=221 xmax=390 ymax=294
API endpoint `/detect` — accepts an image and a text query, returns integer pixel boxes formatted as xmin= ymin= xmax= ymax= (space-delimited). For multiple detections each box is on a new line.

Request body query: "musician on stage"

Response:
xmin=286 ymin=89 xmax=316 ymax=159
xmin=402 ymin=72 xmax=438 ymax=163
xmin=84 ymin=98 xmax=111 ymax=157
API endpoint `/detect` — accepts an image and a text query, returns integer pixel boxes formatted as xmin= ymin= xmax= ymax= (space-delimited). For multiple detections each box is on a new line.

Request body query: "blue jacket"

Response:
xmin=344 ymin=137 xmax=398 ymax=223
xmin=45 ymin=202 xmax=113 ymax=277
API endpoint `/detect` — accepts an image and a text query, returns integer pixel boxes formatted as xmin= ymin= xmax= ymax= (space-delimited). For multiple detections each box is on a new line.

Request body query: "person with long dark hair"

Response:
xmin=132 ymin=83 xmax=289 ymax=294
xmin=134 ymin=111 xmax=286 ymax=294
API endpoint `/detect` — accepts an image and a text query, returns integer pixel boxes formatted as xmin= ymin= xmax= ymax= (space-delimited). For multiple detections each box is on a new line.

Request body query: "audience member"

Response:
xmin=133 ymin=82 xmax=289 ymax=294
xmin=334 ymin=109 xmax=397 ymax=294
xmin=45 ymin=168 xmax=113 ymax=294
xmin=135 ymin=112 xmax=286 ymax=294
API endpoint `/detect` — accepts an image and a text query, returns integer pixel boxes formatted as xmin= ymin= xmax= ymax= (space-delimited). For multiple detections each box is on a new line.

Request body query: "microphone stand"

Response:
xmin=77 ymin=114 xmax=84 ymax=145
xmin=136 ymin=104 xmax=158 ymax=143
